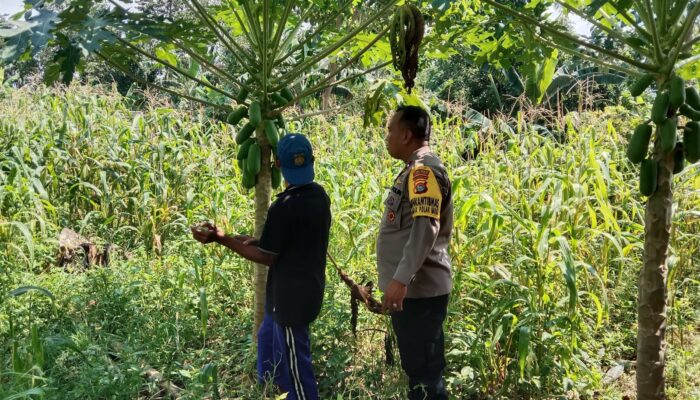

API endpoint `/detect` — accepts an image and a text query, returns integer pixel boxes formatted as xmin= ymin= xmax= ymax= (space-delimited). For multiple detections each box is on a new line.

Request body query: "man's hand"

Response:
xmin=191 ymin=222 xmax=224 ymax=244
xmin=382 ymin=279 xmax=408 ymax=313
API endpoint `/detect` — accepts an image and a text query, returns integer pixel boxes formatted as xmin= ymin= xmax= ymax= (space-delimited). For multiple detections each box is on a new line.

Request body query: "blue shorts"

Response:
xmin=257 ymin=312 xmax=319 ymax=400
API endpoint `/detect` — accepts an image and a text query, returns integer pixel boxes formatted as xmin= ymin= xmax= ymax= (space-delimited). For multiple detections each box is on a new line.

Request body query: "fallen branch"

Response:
xmin=327 ymin=252 xmax=385 ymax=315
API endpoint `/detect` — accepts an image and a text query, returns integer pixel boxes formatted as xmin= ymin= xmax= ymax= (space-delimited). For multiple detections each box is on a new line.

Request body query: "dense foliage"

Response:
xmin=1 ymin=86 xmax=699 ymax=399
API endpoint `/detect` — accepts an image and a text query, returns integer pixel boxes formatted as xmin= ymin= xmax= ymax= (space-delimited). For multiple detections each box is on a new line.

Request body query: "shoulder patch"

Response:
xmin=408 ymin=166 xmax=441 ymax=219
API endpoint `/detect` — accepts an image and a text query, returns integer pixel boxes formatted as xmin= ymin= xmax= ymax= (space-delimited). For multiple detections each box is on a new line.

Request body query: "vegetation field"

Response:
xmin=1 ymin=85 xmax=699 ymax=399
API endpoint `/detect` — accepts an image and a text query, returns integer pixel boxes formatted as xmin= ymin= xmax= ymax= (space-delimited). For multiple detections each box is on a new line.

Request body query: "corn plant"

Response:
xmin=0 ymin=0 xmax=401 ymax=335
xmin=449 ymin=1 xmax=700 ymax=397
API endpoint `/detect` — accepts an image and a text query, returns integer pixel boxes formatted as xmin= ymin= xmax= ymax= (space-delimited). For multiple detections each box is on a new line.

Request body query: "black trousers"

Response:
xmin=391 ymin=294 xmax=449 ymax=400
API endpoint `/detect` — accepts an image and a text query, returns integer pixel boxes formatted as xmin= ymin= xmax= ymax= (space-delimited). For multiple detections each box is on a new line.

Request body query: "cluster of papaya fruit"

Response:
xmin=389 ymin=3 xmax=424 ymax=93
xmin=627 ymin=75 xmax=700 ymax=196
xmin=221 ymin=86 xmax=294 ymax=189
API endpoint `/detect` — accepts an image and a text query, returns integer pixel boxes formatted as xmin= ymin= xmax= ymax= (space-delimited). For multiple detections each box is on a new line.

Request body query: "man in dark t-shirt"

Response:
xmin=191 ymin=133 xmax=331 ymax=400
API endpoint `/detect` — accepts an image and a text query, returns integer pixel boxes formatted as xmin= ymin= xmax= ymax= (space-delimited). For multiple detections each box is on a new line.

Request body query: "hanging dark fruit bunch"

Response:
xmin=389 ymin=3 xmax=424 ymax=93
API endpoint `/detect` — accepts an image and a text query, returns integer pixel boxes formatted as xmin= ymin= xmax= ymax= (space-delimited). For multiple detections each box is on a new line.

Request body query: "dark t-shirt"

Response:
xmin=258 ymin=182 xmax=331 ymax=327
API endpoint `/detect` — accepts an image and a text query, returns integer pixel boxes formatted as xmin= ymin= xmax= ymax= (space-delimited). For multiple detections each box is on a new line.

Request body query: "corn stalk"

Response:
xmin=474 ymin=0 xmax=700 ymax=398
xmin=0 ymin=0 xmax=400 ymax=338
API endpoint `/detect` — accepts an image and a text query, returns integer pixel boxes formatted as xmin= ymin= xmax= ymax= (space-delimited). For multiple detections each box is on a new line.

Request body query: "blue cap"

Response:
xmin=276 ymin=133 xmax=314 ymax=185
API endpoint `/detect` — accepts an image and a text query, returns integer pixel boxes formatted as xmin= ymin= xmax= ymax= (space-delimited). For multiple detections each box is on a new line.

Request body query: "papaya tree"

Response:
xmin=461 ymin=0 xmax=699 ymax=398
xmin=0 ymin=0 xmax=400 ymax=336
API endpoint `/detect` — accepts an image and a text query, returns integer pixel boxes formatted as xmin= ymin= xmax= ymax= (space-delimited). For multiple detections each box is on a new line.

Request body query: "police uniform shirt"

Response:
xmin=376 ymin=146 xmax=453 ymax=298
xmin=259 ymin=182 xmax=332 ymax=327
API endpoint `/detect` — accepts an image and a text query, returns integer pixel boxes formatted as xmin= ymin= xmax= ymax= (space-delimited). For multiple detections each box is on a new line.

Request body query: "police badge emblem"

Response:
xmin=413 ymin=168 xmax=430 ymax=194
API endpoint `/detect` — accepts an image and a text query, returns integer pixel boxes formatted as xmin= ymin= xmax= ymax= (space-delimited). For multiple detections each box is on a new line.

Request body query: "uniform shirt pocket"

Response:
xmin=382 ymin=191 xmax=403 ymax=229
xmin=385 ymin=190 xmax=402 ymax=211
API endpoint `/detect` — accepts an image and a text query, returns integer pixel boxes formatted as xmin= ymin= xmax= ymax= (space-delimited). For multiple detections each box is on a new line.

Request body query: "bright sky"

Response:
xmin=0 ymin=0 xmax=136 ymax=16
xmin=0 ymin=0 xmax=25 ymax=16
xmin=1 ymin=0 xmax=592 ymax=35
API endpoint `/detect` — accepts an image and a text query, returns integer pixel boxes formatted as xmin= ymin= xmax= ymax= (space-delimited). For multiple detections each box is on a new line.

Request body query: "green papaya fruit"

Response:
xmin=639 ymin=159 xmax=657 ymax=196
xmin=651 ymin=92 xmax=670 ymax=124
xmin=669 ymin=76 xmax=686 ymax=108
xmin=281 ymin=87 xmax=294 ymax=102
xmin=660 ymin=117 xmax=678 ymax=153
xmin=673 ymin=142 xmax=685 ymax=174
xmin=271 ymin=165 xmax=282 ymax=189
xmin=237 ymin=138 xmax=255 ymax=160
xmin=242 ymin=170 xmax=256 ymax=189
xmin=276 ymin=114 xmax=286 ymax=131
xmin=247 ymin=142 xmax=261 ymax=175
xmin=629 ymin=74 xmax=654 ymax=97
xmin=627 ymin=124 xmax=652 ymax=163
xmin=679 ymin=104 xmax=700 ymax=121
xmin=271 ymin=93 xmax=288 ymax=107
xmin=227 ymin=106 xmax=248 ymax=125
xmin=686 ymin=87 xmax=700 ymax=110
xmin=237 ymin=158 xmax=244 ymax=170
xmin=684 ymin=121 xmax=700 ymax=163
xmin=235 ymin=122 xmax=255 ymax=145
xmin=264 ymin=119 xmax=279 ymax=147
xmin=236 ymin=87 xmax=249 ymax=103
xmin=248 ymin=101 xmax=262 ymax=126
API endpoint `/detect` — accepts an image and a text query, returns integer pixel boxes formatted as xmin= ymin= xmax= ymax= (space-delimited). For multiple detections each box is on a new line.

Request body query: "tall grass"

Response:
xmin=0 ymin=84 xmax=699 ymax=399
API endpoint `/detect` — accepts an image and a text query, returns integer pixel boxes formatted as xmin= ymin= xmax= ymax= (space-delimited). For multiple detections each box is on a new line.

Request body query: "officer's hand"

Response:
xmin=382 ymin=279 xmax=407 ymax=313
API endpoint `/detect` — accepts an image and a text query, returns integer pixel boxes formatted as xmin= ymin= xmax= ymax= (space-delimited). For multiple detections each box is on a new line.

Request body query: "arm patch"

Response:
xmin=408 ymin=166 xmax=441 ymax=219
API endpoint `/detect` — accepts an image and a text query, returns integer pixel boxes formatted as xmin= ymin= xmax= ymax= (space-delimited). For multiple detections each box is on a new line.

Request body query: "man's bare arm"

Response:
xmin=191 ymin=224 xmax=276 ymax=266
xmin=214 ymin=235 xmax=277 ymax=266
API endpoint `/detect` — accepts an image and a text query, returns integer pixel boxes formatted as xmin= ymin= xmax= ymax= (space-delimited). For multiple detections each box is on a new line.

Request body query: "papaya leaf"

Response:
xmin=0 ymin=9 xmax=58 ymax=63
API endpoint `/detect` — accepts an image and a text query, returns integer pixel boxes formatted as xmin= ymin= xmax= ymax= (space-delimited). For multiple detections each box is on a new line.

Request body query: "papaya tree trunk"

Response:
xmin=321 ymin=78 xmax=335 ymax=109
xmin=253 ymin=129 xmax=272 ymax=339
xmin=321 ymin=61 xmax=337 ymax=109
xmin=321 ymin=16 xmax=343 ymax=110
xmin=636 ymin=141 xmax=674 ymax=400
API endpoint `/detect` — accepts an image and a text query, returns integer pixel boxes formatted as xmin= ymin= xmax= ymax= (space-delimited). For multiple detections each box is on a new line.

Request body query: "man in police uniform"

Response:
xmin=377 ymin=105 xmax=453 ymax=400
xmin=191 ymin=134 xmax=330 ymax=400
